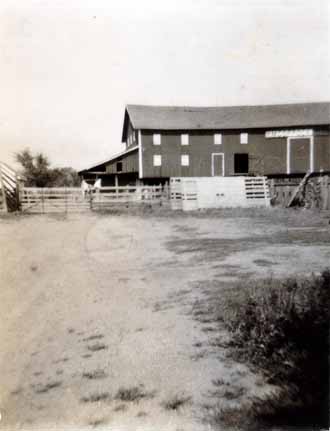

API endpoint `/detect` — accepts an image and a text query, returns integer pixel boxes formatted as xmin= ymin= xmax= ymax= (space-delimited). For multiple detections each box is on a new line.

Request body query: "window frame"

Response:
xmin=181 ymin=133 xmax=189 ymax=146
xmin=181 ymin=154 xmax=190 ymax=166
xmin=214 ymin=133 xmax=222 ymax=145
xmin=153 ymin=154 xmax=162 ymax=167
xmin=153 ymin=133 xmax=161 ymax=146
xmin=240 ymin=132 xmax=248 ymax=144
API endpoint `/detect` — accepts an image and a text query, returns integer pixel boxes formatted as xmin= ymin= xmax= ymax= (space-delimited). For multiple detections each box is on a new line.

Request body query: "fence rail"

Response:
xmin=20 ymin=185 xmax=169 ymax=213
xmin=268 ymin=175 xmax=330 ymax=209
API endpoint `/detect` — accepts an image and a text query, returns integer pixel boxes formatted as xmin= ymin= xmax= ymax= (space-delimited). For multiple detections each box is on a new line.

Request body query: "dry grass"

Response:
xmin=82 ymin=334 xmax=104 ymax=342
xmin=113 ymin=403 xmax=128 ymax=412
xmin=114 ymin=385 xmax=153 ymax=403
xmin=162 ymin=394 xmax=191 ymax=411
xmin=80 ymin=391 xmax=110 ymax=403
xmin=88 ymin=418 xmax=107 ymax=427
xmin=34 ymin=381 xmax=62 ymax=394
xmin=82 ymin=369 xmax=107 ymax=380
xmin=87 ymin=342 xmax=108 ymax=352
xmin=203 ymin=271 xmax=330 ymax=430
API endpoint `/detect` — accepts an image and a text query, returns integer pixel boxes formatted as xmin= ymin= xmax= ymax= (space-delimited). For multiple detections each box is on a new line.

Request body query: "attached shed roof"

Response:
xmin=122 ymin=102 xmax=330 ymax=140
xmin=78 ymin=146 xmax=138 ymax=174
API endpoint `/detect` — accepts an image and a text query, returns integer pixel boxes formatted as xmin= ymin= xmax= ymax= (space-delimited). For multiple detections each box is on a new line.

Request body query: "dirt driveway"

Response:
xmin=1 ymin=208 xmax=330 ymax=430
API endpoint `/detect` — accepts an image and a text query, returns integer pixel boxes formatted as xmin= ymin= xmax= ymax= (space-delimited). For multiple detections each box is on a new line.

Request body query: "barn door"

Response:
xmin=288 ymin=138 xmax=311 ymax=174
xmin=212 ymin=153 xmax=224 ymax=176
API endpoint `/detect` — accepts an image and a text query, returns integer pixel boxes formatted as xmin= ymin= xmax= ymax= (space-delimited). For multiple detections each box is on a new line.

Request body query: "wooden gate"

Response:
xmin=20 ymin=185 xmax=169 ymax=213
xmin=20 ymin=188 xmax=90 ymax=213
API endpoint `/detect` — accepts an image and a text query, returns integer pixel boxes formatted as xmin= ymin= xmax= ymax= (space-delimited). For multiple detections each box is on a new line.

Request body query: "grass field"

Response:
xmin=0 ymin=207 xmax=329 ymax=430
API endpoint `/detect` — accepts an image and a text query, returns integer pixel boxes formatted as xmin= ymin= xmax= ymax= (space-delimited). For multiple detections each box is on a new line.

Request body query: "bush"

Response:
xmin=224 ymin=271 xmax=330 ymax=428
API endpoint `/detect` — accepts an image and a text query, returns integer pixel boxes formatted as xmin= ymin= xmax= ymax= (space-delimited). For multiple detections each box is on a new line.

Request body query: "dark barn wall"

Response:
xmin=222 ymin=132 xmax=287 ymax=175
xmin=126 ymin=121 xmax=138 ymax=150
xmin=105 ymin=151 xmax=139 ymax=175
xmin=141 ymin=129 xmax=290 ymax=177
xmin=141 ymin=128 xmax=330 ymax=178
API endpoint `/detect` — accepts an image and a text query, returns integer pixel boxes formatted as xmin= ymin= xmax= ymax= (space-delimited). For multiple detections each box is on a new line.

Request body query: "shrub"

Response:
xmin=224 ymin=270 xmax=330 ymax=428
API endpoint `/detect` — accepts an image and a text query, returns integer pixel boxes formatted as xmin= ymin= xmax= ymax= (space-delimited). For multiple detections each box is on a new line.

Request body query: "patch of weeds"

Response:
xmin=253 ymin=259 xmax=276 ymax=267
xmin=88 ymin=418 xmax=107 ymax=427
xmin=217 ymin=270 xmax=330 ymax=429
xmin=87 ymin=342 xmax=108 ymax=352
xmin=33 ymin=371 xmax=43 ymax=377
xmin=81 ymin=353 xmax=93 ymax=359
xmin=212 ymin=378 xmax=230 ymax=387
xmin=11 ymin=387 xmax=22 ymax=396
xmin=67 ymin=327 xmax=75 ymax=334
xmin=115 ymin=385 xmax=153 ymax=403
xmin=56 ymin=370 xmax=63 ymax=376
xmin=113 ymin=403 xmax=128 ymax=412
xmin=162 ymin=394 xmax=191 ymax=411
xmin=201 ymin=326 xmax=216 ymax=333
xmin=83 ymin=334 xmax=104 ymax=342
xmin=193 ymin=341 xmax=203 ymax=348
xmin=81 ymin=392 xmax=111 ymax=403
xmin=53 ymin=357 xmax=69 ymax=364
xmin=34 ymin=381 xmax=62 ymax=394
xmin=190 ymin=351 xmax=207 ymax=361
xmin=205 ymin=404 xmax=257 ymax=431
xmin=222 ymin=386 xmax=247 ymax=400
xmin=82 ymin=369 xmax=107 ymax=380
xmin=136 ymin=411 xmax=148 ymax=417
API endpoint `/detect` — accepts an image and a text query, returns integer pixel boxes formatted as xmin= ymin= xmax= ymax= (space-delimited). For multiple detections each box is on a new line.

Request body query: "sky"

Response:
xmin=0 ymin=0 xmax=329 ymax=170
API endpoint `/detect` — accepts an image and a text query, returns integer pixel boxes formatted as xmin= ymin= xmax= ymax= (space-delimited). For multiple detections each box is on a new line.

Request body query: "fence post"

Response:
xmin=15 ymin=174 xmax=21 ymax=211
xmin=41 ymin=188 xmax=45 ymax=213
xmin=321 ymin=175 xmax=329 ymax=210
xmin=89 ymin=190 xmax=93 ymax=211
xmin=0 ymin=164 xmax=8 ymax=213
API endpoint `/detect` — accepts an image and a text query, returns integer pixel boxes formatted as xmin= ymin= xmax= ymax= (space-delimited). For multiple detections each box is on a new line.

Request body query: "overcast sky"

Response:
xmin=0 ymin=0 xmax=329 ymax=170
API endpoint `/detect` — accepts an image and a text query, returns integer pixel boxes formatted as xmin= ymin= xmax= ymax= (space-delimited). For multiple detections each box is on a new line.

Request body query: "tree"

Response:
xmin=15 ymin=148 xmax=80 ymax=187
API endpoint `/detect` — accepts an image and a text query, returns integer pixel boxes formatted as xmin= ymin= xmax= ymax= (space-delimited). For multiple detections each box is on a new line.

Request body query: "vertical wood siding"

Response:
xmin=126 ymin=121 xmax=138 ymax=149
xmin=116 ymin=127 xmax=329 ymax=179
xmin=140 ymin=129 xmax=305 ymax=177
xmin=105 ymin=151 xmax=139 ymax=174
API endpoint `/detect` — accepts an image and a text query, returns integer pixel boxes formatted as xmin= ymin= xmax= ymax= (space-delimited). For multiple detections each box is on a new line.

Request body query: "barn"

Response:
xmin=79 ymin=102 xmax=330 ymax=186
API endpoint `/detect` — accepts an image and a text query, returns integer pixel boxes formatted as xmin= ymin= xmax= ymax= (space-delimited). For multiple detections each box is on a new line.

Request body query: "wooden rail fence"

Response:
xmin=268 ymin=175 xmax=330 ymax=209
xmin=20 ymin=185 xmax=169 ymax=213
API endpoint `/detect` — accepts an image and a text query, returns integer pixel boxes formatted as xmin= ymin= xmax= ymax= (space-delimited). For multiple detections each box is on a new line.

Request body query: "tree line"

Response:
xmin=15 ymin=148 xmax=80 ymax=187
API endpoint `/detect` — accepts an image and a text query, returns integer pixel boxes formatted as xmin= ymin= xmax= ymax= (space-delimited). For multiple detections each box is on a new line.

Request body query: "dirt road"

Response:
xmin=1 ymin=209 xmax=330 ymax=430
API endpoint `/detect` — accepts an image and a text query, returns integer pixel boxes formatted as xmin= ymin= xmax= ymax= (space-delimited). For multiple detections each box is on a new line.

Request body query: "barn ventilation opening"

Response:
xmin=116 ymin=161 xmax=123 ymax=173
xmin=234 ymin=153 xmax=249 ymax=174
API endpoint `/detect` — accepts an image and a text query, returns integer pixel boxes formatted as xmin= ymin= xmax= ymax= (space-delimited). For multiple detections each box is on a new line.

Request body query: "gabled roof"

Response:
xmin=78 ymin=146 xmax=138 ymax=174
xmin=122 ymin=102 xmax=330 ymax=140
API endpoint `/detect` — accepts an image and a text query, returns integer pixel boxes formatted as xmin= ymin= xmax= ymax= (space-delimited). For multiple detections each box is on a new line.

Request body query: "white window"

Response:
xmin=153 ymin=133 xmax=161 ymax=145
xmin=181 ymin=155 xmax=189 ymax=166
xmin=153 ymin=155 xmax=162 ymax=166
xmin=240 ymin=133 xmax=248 ymax=144
xmin=181 ymin=134 xmax=189 ymax=146
xmin=214 ymin=133 xmax=222 ymax=145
